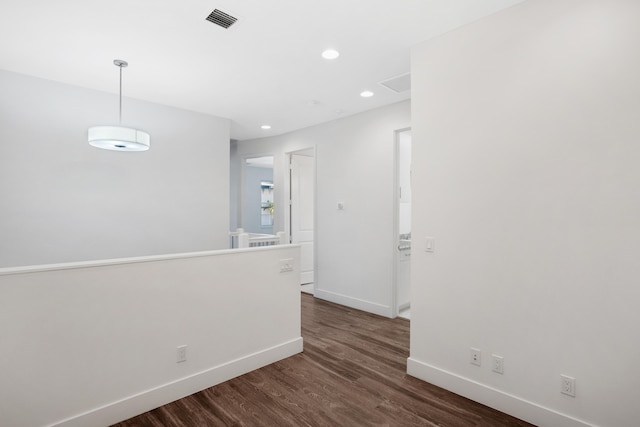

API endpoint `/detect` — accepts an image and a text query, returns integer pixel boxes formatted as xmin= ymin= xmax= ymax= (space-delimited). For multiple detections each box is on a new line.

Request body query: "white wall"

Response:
xmin=234 ymin=101 xmax=410 ymax=317
xmin=408 ymin=1 xmax=640 ymax=426
xmin=0 ymin=247 xmax=302 ymax=427
xmin=0 ymin=70 xmax=230 ymax=268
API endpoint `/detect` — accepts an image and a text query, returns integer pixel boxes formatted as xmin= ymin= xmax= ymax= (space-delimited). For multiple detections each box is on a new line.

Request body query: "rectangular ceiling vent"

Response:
xmin=206 ymin=9 xmax=238 ymax=29
xmin=379 ymin=73 xmax=411 ymax=94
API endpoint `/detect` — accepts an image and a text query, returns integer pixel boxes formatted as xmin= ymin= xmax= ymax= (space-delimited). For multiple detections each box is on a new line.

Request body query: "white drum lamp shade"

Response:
xmin=88 ymin=126 xmax=150 ymax=151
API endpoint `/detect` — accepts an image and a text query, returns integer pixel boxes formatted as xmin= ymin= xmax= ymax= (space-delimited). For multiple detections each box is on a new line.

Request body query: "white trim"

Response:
xmin=314 ymin=288 xmax=392 ymax=318
xmin=407 ymin=358 xmax=597 ymax=427
xmin=0 ymin=245 xmax=299 ymax=277
xmin=51 ymin=338 xmax=303 ymax=427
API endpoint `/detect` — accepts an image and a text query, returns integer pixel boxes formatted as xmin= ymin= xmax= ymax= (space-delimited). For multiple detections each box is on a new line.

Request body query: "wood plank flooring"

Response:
xmin=112 ymin=294 xmax=535 ymax=426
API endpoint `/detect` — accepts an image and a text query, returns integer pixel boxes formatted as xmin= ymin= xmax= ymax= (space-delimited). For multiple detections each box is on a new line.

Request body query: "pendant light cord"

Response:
xmin=113 ymin=59 xmax=128 ymax=125
xmin=118 ymin=65 xmax=122 ymax=125
xmin=118 ymin=64 xmax=123 ymax=125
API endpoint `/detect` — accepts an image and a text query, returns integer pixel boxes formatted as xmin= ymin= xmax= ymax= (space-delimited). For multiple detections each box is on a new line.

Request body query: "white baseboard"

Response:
xmin=300 ymin=271 xmax=314 ymax=284
xmin=53 ymin=338 xmax=303 ymax=427
xmin=407 ymin=358 xmax=596 ymax=427
xmin=314 ymin=289 xmax=392 ymax=318
xmin=398 ymin=302 xmax=410 ymax=311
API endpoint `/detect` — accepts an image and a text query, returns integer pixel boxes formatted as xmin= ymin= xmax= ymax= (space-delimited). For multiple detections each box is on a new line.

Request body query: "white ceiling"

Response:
xmin=0 ymin=0 xmax=523 ymax=141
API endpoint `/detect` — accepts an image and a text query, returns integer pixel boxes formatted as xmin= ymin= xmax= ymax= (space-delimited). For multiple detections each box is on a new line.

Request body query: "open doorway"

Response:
xmin=242 ymin=155 xmax=275 ymax=235
xmin=286 ymin=148 xmax=315 ymax=293
xmin=394 ymin=129 xmax=412 ymax=319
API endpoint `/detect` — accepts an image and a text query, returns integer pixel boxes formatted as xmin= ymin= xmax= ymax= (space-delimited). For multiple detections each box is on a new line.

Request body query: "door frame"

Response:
xmin=392 ymin=127 xmax=412 ymax=318
xmin=285 ymin=147 xmax=317 ymax=287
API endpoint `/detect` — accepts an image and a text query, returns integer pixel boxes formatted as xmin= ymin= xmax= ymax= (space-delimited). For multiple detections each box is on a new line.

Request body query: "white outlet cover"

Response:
xmin=561 ymin=374 xmax=576 ymax=397
xmin=177 ymin=345 xmax=187 ymax=363
xmin=470 ymin=348 xmax=481 ymax=366
xmin=492 ymin=354 xmax=504 ymax=374
xmin=279 ymin=258 xmax=294 ymax=273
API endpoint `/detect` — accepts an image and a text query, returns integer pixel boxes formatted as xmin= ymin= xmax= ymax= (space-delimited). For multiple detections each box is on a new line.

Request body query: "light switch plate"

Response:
xmin=425 ymin=237 xmax=435 ymax=252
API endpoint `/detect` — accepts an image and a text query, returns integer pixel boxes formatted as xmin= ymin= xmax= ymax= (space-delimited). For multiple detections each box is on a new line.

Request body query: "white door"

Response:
xmin=290 ymin=154 xmax=314 ymax=284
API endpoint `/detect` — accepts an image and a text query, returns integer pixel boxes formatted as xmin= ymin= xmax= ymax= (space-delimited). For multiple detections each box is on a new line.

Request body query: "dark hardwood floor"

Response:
xmin=113 ymin=293 xmax=535 ymax=427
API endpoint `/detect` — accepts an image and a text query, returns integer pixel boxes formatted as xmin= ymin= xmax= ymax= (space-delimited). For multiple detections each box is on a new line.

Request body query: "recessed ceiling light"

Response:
xmin=321 ymin=49 xmax=340 ymax=60
xmin=360 ymin=90 xmax=374 ymax=98
xmin=261 ymin=125 xmax=271 ymax=130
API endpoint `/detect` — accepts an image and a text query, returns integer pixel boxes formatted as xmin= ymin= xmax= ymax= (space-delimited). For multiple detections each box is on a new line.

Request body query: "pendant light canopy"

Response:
xmin=88 ymin=59 xmax=150 ymax=151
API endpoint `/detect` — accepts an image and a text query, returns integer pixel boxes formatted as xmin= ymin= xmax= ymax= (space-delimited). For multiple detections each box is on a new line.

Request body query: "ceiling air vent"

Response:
xmin=379 ymin=73 xmax=411 ymax=94
xmin=206 ymin=9 xmax=238 ymax=29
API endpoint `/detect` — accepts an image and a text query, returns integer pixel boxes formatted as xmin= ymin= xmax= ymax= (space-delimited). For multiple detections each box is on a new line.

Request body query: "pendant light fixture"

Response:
xmin=88 ymin=59 xmax=150 ymax=151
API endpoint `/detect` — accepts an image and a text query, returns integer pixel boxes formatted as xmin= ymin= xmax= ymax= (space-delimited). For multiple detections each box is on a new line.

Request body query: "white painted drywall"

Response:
xmin=409 ymin=1 xmax=640 ymax=426
xmin=234 ymin=101 xmax=411 ymax=316
xmin=0 ymin=70 xmax=230 ymax=268
xmin=0 ymin=246 xmax=302 ymax=427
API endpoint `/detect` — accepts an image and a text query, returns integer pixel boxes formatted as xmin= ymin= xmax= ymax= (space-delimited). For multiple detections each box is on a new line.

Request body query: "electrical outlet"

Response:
xmin=470 ymin=348 xmax=482 ymax=366
xmin=561 ymin=375 xmax=576 ymax=397
xmin=177 ymin=345 xmax=187 ymax=363
xmin=492 ymin=354 xmax=504 ymax=374
xmin=279 ymin=258 xmax=294 ymax=273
